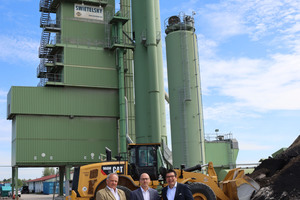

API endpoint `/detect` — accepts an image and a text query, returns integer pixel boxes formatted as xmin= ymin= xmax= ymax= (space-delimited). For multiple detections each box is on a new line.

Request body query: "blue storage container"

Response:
xmin=1 ymin=184 xmax=12 ymax=197
xmin=43 ymin=182 xmax=63 ymax=194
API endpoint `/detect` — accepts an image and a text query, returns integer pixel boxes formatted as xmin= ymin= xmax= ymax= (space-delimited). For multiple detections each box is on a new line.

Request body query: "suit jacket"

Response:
xmin=162 ymin=183 xmax=193 ymax=200
xmin=96 ymin=187 xmax=127 ymax=200
xmin=130 ymin=187 xmax=160 ymax=200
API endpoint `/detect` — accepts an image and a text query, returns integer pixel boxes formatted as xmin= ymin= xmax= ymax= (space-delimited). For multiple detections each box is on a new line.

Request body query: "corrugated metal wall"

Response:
xmin=12 ymin=115 xmax=118 ymax=166
xmin=64 ymin=66 xmax=118 ymax=88
xmin=7 ymin=87 xmax=118 ymax=118
xmin=65 ymin=48 xmax=115 ymax=67
xmin=205 ymin=142 xmax=238 ymax=167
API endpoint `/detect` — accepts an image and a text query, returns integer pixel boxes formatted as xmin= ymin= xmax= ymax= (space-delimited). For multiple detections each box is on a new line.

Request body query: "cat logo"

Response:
xmin=101 ymin=164 xmax=125 ymax=175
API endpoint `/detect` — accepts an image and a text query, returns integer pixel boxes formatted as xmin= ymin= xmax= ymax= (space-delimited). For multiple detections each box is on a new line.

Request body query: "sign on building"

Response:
xmin=74 ymin=4 xmax=103 ymax=21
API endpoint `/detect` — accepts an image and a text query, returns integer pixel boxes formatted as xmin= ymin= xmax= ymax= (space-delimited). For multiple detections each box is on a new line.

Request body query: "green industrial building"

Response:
xmin=7 ymin=0 xmax=239 ymax=196
xmin=7 ymin=0 xmax=136 ymax=194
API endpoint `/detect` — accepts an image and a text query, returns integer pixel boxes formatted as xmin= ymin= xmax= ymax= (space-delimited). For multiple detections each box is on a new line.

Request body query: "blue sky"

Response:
xmin=0 ymin=0 xmax=300 ymax=180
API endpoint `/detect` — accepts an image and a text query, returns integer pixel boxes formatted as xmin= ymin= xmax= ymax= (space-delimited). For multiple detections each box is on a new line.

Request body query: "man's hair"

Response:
xmin=107 ymin=173 xmax=119 ymax=180
xmin=139 ymin=173 xmax=150 ymax=180
xmin=166 ymin=169 xmax=177 ymax=177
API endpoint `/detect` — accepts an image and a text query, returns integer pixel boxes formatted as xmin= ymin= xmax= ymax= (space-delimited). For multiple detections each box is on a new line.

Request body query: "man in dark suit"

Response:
xmin=130 ymin=173 xmax=160 ymax=200
xmin=162 ymin=169 xmax=193 ymax=200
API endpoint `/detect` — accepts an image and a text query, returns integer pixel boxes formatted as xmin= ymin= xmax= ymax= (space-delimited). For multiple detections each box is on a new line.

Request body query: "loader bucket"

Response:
xmin=220 ymin=168 xmax=260 ymax=200
xmin=237 ymin=176 xmax=260 ymax=200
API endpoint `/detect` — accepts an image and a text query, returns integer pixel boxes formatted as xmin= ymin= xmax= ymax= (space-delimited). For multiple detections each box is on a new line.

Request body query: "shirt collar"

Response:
xmin=168 ymin=182 xmax=177 ymax=190
xmin=140 ymin=186 xmax=149 ymax=192
xmin=107 ymin=186 xmax=118 ymax=193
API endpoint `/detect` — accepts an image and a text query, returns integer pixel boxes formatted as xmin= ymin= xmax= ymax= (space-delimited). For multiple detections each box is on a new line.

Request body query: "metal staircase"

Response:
xmin=39 ymin=0 xmax=53 ymax=12
xmin=37 ymin=0 xmax=63 ymax=87
xmin=39 ymin=30 xmax=51 ymax=58
xmin=37 ymin=59 xmax=47 ymax=78
xmin=38 ymin=0 xmax=52 ymax=58
xmin=40 ymin=12 xmax=50 ymax=27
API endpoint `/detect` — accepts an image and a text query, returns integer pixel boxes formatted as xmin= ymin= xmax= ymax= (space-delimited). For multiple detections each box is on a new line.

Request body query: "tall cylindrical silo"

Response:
xmin=165 ymin=14 xmax=206 ymax=167
xmin=131 ymin=0 xmax=166 ymax=144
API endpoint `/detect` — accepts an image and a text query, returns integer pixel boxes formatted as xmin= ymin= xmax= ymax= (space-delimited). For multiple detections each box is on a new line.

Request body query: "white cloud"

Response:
xmin=239 ymin=141 xmax=273 ymax=151
xmin=208 ymin=11 xmax=247 ymax=38
xmin=0 ymin=150 xmax=11 ymax=165
xmin=197 ymin=34 xmax=218 ymax=59
xmin=201 ymin=57 xmax=266 ymax=94
xmin=0 ymin=167 xmax=45 ymax=180
xmin=201 ymin=49 xmax=300 ymax=111
xmin=18 ymin=168 xmax=45 ymax=180
xmin=191 ymin=0 xmax=300 ymax=118
xmin=246 ymin=1 xmax=300 ymax=43
xmin=161 ymin=0 xmax=200 ymax=17
xmin=0 ymin=89 xmax=7 ymax=97
xmin=0 ymin=89 xmax=7 ymax=104
xmin=0 ymin=168 xmax=12 ymax=180
xmin=204 ymin=103 xmax=260 ymax=121
xmin=0 ymin=119 xmax=11 ymax=137
xmin=0 ymin=35 xmax=39 ymax=65
xmin=196 ymin=0 xmax=300 ymax=45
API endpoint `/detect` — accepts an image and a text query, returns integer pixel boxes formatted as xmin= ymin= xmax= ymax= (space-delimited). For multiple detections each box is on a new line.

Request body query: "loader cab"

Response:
xmin=128 ymin=143 xmax=160 ymax=181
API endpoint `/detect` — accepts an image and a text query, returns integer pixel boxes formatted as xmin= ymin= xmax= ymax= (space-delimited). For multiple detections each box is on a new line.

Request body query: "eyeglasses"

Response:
xmin=166 ymin=175 xmax=176 ymax=179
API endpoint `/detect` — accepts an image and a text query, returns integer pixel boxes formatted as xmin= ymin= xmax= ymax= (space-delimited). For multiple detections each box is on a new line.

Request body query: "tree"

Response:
xmin=2 ymin=178 xmax=25 ymax=187
xmin=17 ymin=179 xmax=23 ymax=187
xmin=42 ymin=167 xmax=55 ymax=177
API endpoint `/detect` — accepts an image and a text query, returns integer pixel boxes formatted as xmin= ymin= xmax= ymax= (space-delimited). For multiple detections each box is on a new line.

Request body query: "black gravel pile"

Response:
xmin=249 ymin=135 xmax=300 ymax=200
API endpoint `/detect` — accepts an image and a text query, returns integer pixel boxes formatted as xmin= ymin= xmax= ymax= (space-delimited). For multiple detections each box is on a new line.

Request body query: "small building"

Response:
xmin=27 ymin=174 xmax=58 ymax=193
xmin=27 ymin=172 xmax=73 ymax=194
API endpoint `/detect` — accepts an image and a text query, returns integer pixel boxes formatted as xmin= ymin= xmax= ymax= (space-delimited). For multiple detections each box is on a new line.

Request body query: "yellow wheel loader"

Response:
xmin=68 ymin=143 xmax=259 ymax=200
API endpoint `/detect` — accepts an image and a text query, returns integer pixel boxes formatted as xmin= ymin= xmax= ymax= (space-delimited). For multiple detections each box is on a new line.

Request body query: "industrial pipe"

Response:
xmin=146 ymin=0 xmax=161 ymax=142
xmin=154 ymin=0 xmax=167 ymax=144
xmin=116 ymin=18 xmax=127 ymax=153
xmin=125 ymin=97 xmax=134 ymax=144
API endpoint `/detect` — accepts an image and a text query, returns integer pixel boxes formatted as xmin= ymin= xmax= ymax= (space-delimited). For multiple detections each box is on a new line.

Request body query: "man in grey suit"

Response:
xmin=130 ymin=173 xmax=160 ymax=200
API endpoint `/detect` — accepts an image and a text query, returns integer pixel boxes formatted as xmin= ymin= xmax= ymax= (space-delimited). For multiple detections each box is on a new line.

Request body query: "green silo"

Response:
xmin=165 ymin=14 xmax=205 ymax=168
xmin=131 ymin=0 xmax=167 ymax=144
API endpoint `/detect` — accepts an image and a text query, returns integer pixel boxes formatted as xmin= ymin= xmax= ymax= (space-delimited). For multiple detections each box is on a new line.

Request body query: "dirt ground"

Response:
xmin=0 ymin=194 xmax=62 ymax=200
xmin=249 ymin=135 xmax=300 ymax=200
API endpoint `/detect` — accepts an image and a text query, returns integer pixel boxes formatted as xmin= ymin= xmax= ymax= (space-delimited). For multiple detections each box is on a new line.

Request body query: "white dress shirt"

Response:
xmin=167 ymin=182 xmax=177 ymax=200
xmin=107 ymin=186 xmax=120 ymax=200
xmin=141 ymin=187 xmax=150 ymax=200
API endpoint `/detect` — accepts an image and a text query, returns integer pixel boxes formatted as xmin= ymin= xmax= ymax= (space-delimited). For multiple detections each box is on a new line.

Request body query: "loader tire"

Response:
xmin=117 ymin=185 xmax=132 ymax=200
xmin=188 ymin=182 xmax=216 ymax=200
